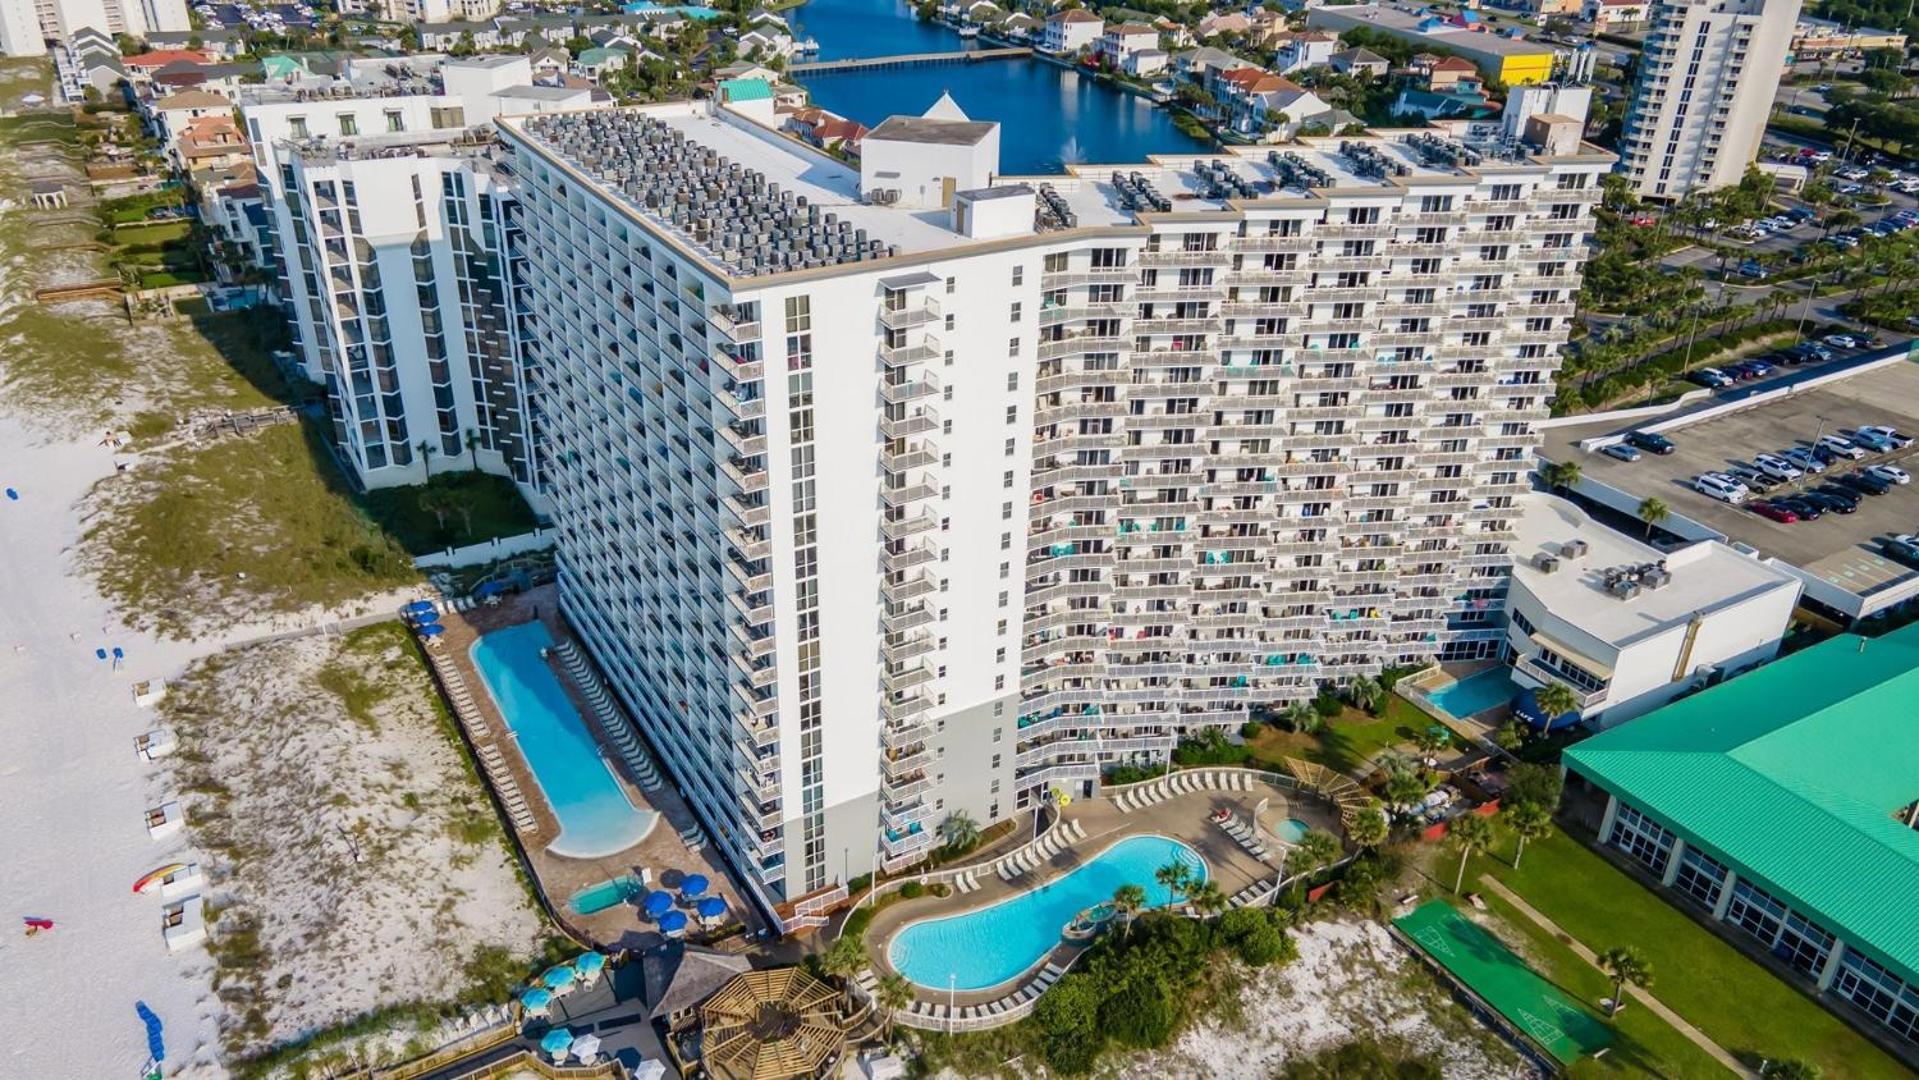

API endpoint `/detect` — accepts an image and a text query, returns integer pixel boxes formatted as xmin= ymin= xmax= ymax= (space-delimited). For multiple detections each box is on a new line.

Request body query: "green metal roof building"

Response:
xmin=1565 ymin=622 xmax=1919 ymax=1049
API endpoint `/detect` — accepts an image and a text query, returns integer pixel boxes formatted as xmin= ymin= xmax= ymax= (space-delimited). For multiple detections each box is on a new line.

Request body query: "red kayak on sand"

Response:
xmin=22 ymin=916 xmax=54 ymax=931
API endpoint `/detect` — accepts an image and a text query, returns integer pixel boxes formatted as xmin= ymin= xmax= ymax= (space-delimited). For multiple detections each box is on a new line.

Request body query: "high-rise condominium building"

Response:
xmin=498 ymin=99 xmax=1609 ymax=920
xmin=242 ymin=60 xmax=602 ymax=500
xmin=1617 ymin=0 xmax=1801 ymax=200
xmin=2 ymin=0 xmax=191 ymax=54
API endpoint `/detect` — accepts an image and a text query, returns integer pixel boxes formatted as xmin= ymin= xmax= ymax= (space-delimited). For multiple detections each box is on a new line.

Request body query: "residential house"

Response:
xmin=1329 ymin=46 xmax=1389 ymax=76
xmin=144 ymin=28 xmax=245 ymax=59
xmin=738 ymin=25 xmax=797 ymax=59
xmin=418 ymin=20 xmax=503 ymax=50
xmin=1584 ymin=0 xmax=1650 ymax=29
xmin=713 ymin=60 xmax=783 ymax=83
xmin=171 ymin=112 xmax=248 ymax=171
xmin=1271 ymin=29 xmax=1338 ymax=72
xmin=1214 ymin=66 xmax=1333 ymax=138
xmin=1197 ymin=10 xmax=1251 ymax=37
xmin=1095 ymin=22 xmax=1160 ymax=67
xmin=958 ymin=0 xmax=1003 ymax=23
xmin=1425 ymin=55 xmax=1480 ymax=91
xmin=195 ymin=164 xmax=268 ymax=267
xmin=574 ymin=46 xmax=631 ymax=79
xmin=58 ymin=29 xmax=123 ymax=101
xmin=1172 ymin=44 xmax=1254 ymax=83
xmin=528 ymin=47 xmax=569 ymax=80
xmin=151 ymin=60 xmax=252 ymax=99
xmin=1246 ymin=9 xmax=1293 ymax=46
xmin=122 ymin=49 xmax=213 ymax=79
xmin=785 ymin=107 xmax=869 ymax=155
xmin=998 ymin=12 xmax=1040 ymax=38
xmin=1125 ymin=46 xmax=1168 ymax=76
xmin=143 ymin=88 xmax=231 ymax=147
xmin=745 ymin=7 xmax=790 ymax=31
xmin=1039 ymin=9 xmax=1103 ymax=55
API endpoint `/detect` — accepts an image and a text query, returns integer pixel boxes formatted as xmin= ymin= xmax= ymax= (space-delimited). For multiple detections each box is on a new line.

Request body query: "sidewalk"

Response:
xmin=1478 ymin=877 xmax=1757 ymax=1080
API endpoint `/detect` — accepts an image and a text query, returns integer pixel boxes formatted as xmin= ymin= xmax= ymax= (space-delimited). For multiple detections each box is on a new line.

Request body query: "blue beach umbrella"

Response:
xmin=519 ymin=987 xmax=553 ymax=1011
xmin=696 ymin=896 xmax=726 ymax=920
xmin=474 ymin=581 xmax=506 ymax=598
xmin=573 ymin=952 xmax=607 ymax=978
xmin=542 ymin=964 xmax=577 ymax=990
xmin=642 ymin=890 xmax=674 ymax=917
xmin=679 ymin=874 xmax=709 ymax=899
xmin=659 ymin=910 xmax=688 ymax=935
xmin=4 ymin=488 xmax=15 ymax=501
xmin=539 ymin=1028 xmax=575 ymax=1058
xmin=417 ymin=623 xmax=446 ymax=638
xmin=95 ymin=648 xmax=108 ymax=660
xmin=403 ymin=600 xmax=437 ymax=616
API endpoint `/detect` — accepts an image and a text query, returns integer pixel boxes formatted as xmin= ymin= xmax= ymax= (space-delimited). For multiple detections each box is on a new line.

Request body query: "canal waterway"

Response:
xmin=786 ymin=0 xmax=1212 ymax=174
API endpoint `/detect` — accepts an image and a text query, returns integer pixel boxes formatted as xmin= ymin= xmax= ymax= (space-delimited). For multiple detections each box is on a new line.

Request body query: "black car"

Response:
xmin=1812 ymin=484 xmax=1862 ymax=511
xmin=1627 ymin=431 xmax=1677 ymax=455
xmin=1839 ymin=471 xmax=1893 ymax=497
xmin=1800 ymin=491 xmax=1858 ymax=515
xmin=1774 ymin=496 xmax=1824 ymax=520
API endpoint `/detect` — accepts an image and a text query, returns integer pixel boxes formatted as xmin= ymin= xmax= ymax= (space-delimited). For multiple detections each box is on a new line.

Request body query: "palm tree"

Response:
xmin=1505 ymin=800 xmax=1554 ymax=869
xmin=1186 ymin=880 xmax=1228 ymax=917
xmin=1285 ymin=828 xmax=1342 ymax=900
xmin=416 ymin=439 xmax=435 ymax=478
xmin=419 ymin=487 xmax=459 ymax=541
xmin=1446 ymin=812 xmax=1497 ymax=895
xmin=937 ymin=809 xmax=979 ymax=852
xmin=1533 ymin=681 xmax=1579 ymax=726
xmin=1382 ymin=764 xmax=1432 ymax=812
xmin=1346 ymin=805 xmax=1389 ymax=852
xmin=1539 ymin=459 xmax=1582 ymax=493
xmin=1346 ymin=673 xmax=1383 ymax=714
xmin=1155 ymin=860 xmax=1193 ymax=902
xmin=821 ymin=934 xmax=867 ymax=1011
xmin=1284 ymin=700 xmax=1322 ymax=734
xmin=1111 ymin=883 xmax=1146 ymax=938
xmin=1636 ymin=495 xmax=1669 ymax=539
xmin=875 ymin=971 xmax=913 ymax=1044
xmin=1597 ymin=946 xmax=1653 ymax=1018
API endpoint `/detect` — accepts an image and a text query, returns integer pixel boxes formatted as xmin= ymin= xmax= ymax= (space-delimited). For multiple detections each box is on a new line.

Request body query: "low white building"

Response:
xmin=1505 ymin=492 xmax=1802 ymax=727
xmin=1039 ymin=9 xmax=1102 ymax=54
xmin=858 ymin=94 xmax=998 ymax=209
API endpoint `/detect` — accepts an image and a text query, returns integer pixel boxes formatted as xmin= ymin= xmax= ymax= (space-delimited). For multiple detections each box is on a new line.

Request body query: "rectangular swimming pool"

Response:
xmin=469 ymin=622 xmax=659 ymax=859
xmin=1428 ymin=667 xmax=1520 ymax=719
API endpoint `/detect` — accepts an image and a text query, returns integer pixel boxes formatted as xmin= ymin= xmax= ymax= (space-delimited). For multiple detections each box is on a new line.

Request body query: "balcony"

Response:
xmin=880 ymin=334 xmax=941 ymax=367
xmin=1515 ymin=653 xmax=1608 ymax=711
xmin=880 ymin=477 xmax=939 ymax=508
xmin=724 ymin=557 xmax=772 ymax=595
xmin=882 ymin=539 xmax=937 ymax=573
xmin=719 ymin=456 xmax=767 ymax=494
xmin=883 ymin=744 xmax=934 ymax=778
xmin=881 ymin=796 xmax=931 ymax=832
xmin=717 ymin=423 xmax=766 ymax=459
xmin=713 ymin=385 xmax=764 ymax=421
xmin=880 ymin=508 xmax=938 ymax=540
xmin=724 ymin=492 xmax=770 ymax=528
xmin=726 ymin=589 xmax=774 ymax=627
xmin=882 ymin=691 xmax=932 ymax=723
xmin=706 ymin=304 xmax=759 ymax=341
xmin=882 ymin=440 xmax=938 ymax=473
xmin=727 ymin=526 xmax=771 ymax=562
xmin=883 ymin=719 xmax=933 ymax=750
xmin=880 ymin=820 xmax=933 ymax=857
xmin=883 ymin=772 xmax=935 ymax=802
xmin=882 ymin=601 xmax=935 ymax=636
xmin=879 ymin=408 xmax=939 ymax=439
xmin=879 ymin=294 xmax=941 ymax=329
xmin=883 ymin=628 xmax=935 ymax=663
xmin=737 ymin=709 xmax=779 ymax=748
xmin=880 ymin=372 xmax=941 ymax=404
xmin=881 ymin=571 xmax=937 ymax=604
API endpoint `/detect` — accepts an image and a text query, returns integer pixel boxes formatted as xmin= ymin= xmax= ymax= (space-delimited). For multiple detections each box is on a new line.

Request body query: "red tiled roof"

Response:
xmin=1050 ymin=9 xmax=1100 ymax=22
xmin=125 ymin=49 xmax=211 ymax=71
xmin=1431 ymin=56 xmax=1478 ymax=71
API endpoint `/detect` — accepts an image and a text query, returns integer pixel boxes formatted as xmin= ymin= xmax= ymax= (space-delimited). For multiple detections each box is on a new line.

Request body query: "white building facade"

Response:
xmin=3 ymin=0 xmax=191 ymax=54
xmin=1617 ymin=0 xmax=1800 ymax=200
xmin=497 ymin=100 xmax=1609 ymax=919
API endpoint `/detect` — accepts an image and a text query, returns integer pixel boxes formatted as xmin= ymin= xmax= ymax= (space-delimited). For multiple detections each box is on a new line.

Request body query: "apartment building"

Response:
xmin=2 ymin=0 xmax=191 ymax=54
xmin=242 ymin=68 xmax=599 ymax=500
xmin=1616 ymin=0 xmax=1800 ymax=200
xmin=496 ymin=99 xmax=1608 ymax=918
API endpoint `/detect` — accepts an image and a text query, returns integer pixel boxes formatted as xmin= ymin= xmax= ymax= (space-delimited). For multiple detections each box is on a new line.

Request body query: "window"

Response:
xmin=1725 ymin=878 xmax=1787 ymax=947
xmin=1671 ymin=846 xmax=1727 ymax=910
xmin=1831 ymin=949 xmax=1919 ymax=1041
xmin=1010 ymin=301 xmax=1022 ymax=323
xmin=1012 ymin=265 xmax=1024 ymax=286
xmin=945 ymin=276 xmax=956 ymax=294
xmin=1008 ymin=337 xmax=1020 ymax=357
xmin=1006 ymin=372 xmax=1019 ymax=391
xmin=337 ymin=113 xmax=359 ymax=136
xmin=1773 ymin=912 xmax=1836 ymax=978
xmin=1607 ymin=802 xmax=1674 ymax=876
xmin=1006 ymin=405 xmax=1018 ymax=424
xmin=288 ymin=116 xmax=308 ymax=139
xmin=385 ymin=110 xmax=404 ymax=133
xmin=1004 ymin=437 xmax=1016 ymax=456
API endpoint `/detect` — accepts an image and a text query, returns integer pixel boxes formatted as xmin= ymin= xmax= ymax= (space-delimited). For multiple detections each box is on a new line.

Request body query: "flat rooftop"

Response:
xmin=867 ymin=115 xmax=996 ymax=146
xmin=1309 ymin=4 xmax=1557 ymax=57
xmin=1513 ymin=492 xmax=1799 ymax=647
xmin=505 ymin=101 xmax=1610 ymax=276
xmin=1545 ymin=357 xmax=1919 ymax=605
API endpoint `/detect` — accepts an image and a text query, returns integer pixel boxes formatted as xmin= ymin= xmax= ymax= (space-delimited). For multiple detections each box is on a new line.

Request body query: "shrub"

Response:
xmin=929 ymin=883 xmax=951 ymax=898
xmin=1100 ymin=972 xmax=1180 ymax=1048
xmin=1313 ymin=689 xmax=1344 ymax=719
xmin=1103 ymin=763 xmax=1167 ymax=785
xmin=1240 ymin=720 xmax=1265 ymax=740
xmin=899 ymin=881 xmax=924 ymax=899
xmin=1034 ymin=973 xmax=1104 ymax=1075
xmin=1216 ymin=907 xmax=1296 ymax=967
xmin=1171 ymin=727 xmax=1250 ymax=767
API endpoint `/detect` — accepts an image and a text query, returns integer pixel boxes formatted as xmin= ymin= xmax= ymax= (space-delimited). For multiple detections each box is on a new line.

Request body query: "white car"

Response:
xmin=1818 ymin=434 xmax=1866 ymax=460
xmin=1860 ymin=425 xmax=1915 ymax=449
xmin=1782 ymin=447 xmax=1827 ymax=474
xmin=1868 ymin=464 xmax=1911 ymax=486
xmin=1753 ymin=453 xmax=1803 ymax=481
xmin=1695 ymin=473 xmax=1750 ymax=503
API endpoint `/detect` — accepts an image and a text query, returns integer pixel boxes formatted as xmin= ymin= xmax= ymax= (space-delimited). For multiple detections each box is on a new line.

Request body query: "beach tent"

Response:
xmin=570 ymin=1033 xmax=603 ymax=1062
xmin=679 ymin=874 xmax=709 ymax=900
xmin=643 ymin=890 xmax=674 ymax=917
xmin=539 ymin=1028 xmax=574 ymax=1060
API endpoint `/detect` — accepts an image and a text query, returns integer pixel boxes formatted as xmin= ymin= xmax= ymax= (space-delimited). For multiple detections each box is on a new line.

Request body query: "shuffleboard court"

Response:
xmin=1394 ymin=900 xmax=1614 ymax=1066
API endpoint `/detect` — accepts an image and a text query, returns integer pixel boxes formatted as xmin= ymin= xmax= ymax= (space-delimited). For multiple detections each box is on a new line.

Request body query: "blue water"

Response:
xmin=1274 ymin=818 xmax=1309 ymax=844
xmin=1430 ymin=668 xmax=1521 ymax=719
xmin=888 ymin=834 xmax=1205 ymax=990
xmin=790 ymin=0 xmax=1212 ymax=174
xmin=469 ymin=622 xmax=659 ymax=859
xmin=570 ymin=874 xmax=645 ymax=915
xmin=622 ymin=3 xmax=724 ymax=18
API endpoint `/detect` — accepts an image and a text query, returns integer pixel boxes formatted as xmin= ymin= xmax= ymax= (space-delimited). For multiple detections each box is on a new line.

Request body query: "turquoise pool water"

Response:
xmin=571 ymin=874 xmax=644 ymax=916
xmin=1429 ymin=668 xmax=1520 ymax=719
xmin=469 ymin=623 xmax=659 ymax=859
xmin=888 ymin=834 xmax=1205 ymax=991
xmin=1274 ymin=818 xmax=1309 ymax=844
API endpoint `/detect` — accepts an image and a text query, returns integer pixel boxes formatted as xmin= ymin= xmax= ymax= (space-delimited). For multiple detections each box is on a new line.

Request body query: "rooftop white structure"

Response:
xmin=500 ymin=96 xmax=1610 ymax=922
xmin=1506 ymin=492 xmax=1801 ymax=725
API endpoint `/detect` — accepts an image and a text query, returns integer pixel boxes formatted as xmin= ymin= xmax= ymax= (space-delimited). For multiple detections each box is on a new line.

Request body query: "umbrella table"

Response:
xmin=519 ymin=988 xmax=553 ymax=1012
xmin=570 ymin=1033 xmax=603 ymax=1062
xmin=659 ymin=910 xmax=689 ymax=936
xmin=539 ymin=1028 xmax=574 ymax=1060
xmin=696 ymin=896 xmax=727 ymax=921
xmin=642 ymin=890 xmax=674 ymax=918
xmin=541 ymin=964 xmax=578 ymax=991
xmin=678 ymin=873 xmax=709 ymax=899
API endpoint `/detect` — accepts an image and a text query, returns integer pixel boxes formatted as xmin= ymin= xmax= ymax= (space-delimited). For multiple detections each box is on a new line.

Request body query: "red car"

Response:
xmin=1750 ymin=501 xmax=1800 ymax=523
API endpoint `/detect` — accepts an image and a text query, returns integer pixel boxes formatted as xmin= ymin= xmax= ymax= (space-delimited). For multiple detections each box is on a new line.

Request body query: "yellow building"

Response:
xmin=1307 ymin=3 xmax=1559 ymax=85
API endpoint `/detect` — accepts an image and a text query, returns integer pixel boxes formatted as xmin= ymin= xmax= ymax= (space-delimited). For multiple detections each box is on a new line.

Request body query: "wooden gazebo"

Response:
xmin=698 ymin=967 xmax=844 ymax=1080
xmin=1284 ymin=757 xmax=1375 ymax=829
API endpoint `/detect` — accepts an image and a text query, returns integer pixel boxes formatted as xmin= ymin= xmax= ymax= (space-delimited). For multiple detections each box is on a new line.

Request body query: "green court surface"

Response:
xmin=1394 ymin=901 xmax=1614 ymax=1066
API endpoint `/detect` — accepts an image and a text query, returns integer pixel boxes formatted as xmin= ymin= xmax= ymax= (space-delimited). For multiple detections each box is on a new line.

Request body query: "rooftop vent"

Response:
xmin=1532 ymin=553 xmax=1560 ymax=573
xmin=1560 ymin=538 xmax=1589 ymax=559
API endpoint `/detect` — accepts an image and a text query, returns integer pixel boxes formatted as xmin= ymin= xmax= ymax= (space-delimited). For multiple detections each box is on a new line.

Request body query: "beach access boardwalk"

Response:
xmin=789 ymin=46 xmax=1029 ymax=74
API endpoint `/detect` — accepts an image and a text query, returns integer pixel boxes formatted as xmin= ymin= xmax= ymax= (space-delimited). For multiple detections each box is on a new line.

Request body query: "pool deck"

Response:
xmin=428 ymin=587 xmax=765 ymax=949
xmin=860 ymin=775 xmax=1342 ymax=1007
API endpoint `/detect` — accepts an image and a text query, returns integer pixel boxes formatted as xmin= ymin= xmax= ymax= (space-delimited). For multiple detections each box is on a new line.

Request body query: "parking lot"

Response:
xmin=1548 ymin=359 xmax=1919 ymax=603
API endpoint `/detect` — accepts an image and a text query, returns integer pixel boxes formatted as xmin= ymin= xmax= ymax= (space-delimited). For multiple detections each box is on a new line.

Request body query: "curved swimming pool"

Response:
xmin=888 ymin=834 xmax=1205 ymax=991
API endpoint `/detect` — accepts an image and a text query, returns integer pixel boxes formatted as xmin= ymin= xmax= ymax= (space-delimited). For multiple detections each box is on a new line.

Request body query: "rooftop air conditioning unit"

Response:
xmin=1532 ymin=553 xmax=1560 ymax=573
xmin=1561 ymin=538 xmax=1589 ymax=559
xmin=1643 ymin=568 xmax=1672 ymax=590
xmin=1611 ymin=579 xmax=1641 ymax=600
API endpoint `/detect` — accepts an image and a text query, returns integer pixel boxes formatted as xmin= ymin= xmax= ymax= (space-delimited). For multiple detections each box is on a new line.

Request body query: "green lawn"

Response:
xmin=1247 ymin=696 xmax=1426 ymax=776
xmin=1468 ymin=829 xmax=1910 ymax=1079
xmin=359 ymin=469 xmax=541 ymax=555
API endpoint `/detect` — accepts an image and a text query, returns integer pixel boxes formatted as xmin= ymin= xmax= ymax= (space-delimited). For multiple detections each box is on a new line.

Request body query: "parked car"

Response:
xmin=1728 ymin=466 xmax=1778 ymax=492
xmin=1823 ymin=333 xmax=1860 ymax=349
xmin=1601 ymin=442 xmax=1642 ymax=462
xmin=1840 ymin=471 xmax=1893 ymax=496
xmin=1774 ymin=496 xmax=1824 ymax=520
xmin=1812 ymin=484 xmax=1861 ymax=511
xmin=1853 ymin=428 xmax=1898 ymax=452
xmin=1688 ymin=367 xmax=1735 ymax=388
xmin=1753 ymin=453 xmax=1804 ymax=480
xmin=1749 ymin=501 xmax=1800 ymax=523
xmin=1818 ymin=434 xmax=1866 ymax=460
xmin=1694 ymin=473 xmax=1750 ymax=502
xmin=1868 ymin=464 xmax=1912 ymax=486
xmin=1627 ymin=431 xmax=1677 ymax=455
xmin=1782 ymin=447 xmax=1828 ymax=474
xmin=1859 ymin=425 xmax=1914 ymax=449
xmin=1800 ymin=491 xmax=1857 ymax=515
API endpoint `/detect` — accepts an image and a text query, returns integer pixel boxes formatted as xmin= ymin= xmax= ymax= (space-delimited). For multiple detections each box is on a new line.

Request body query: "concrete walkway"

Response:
xmin=1478 ymin=877 xmax=1757 ymax=1079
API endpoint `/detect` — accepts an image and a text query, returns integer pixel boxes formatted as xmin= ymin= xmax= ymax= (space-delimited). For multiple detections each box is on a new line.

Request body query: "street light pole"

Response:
xmin=948 ymin=973 xmax=956 ymax=1034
